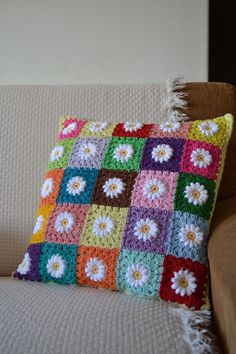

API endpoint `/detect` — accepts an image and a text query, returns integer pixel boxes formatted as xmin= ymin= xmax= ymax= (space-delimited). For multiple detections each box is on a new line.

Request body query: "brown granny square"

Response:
xmin=92 ymin=169 xmax=138 ymax=207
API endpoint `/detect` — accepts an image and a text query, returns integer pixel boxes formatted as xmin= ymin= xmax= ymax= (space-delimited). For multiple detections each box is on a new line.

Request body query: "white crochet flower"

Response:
xmin=89 ymin=121 xmax=108 ymax=132
xmin=171 ymin=269 xmax=197 ymax=296
xmin=179 ymin=224 xmax=204 ymax=248
xmin=113 ymin=144 xmax=134 ymax=162
xmin=151 ymin=144 xmax=173 ymax=163
xmin=184 ymin=182 xmax=208 ymax=206
xmin=50 ymin=146 xmax=64 ymax=162
xmin=190 ymin=148 xmax=212 ymax=168
xmin=47 ymin=254 xmax=66 ymax=278
xmin=159 ymin=121 xmax=181 ymax=133
xmin=143 ymin=179 xmax=166 ymax=200
xmin=93 ymin=216 xmax=114 ymax=237
xmin=66 ymin=176 xmax=86 ymax=196
xmin=102 ymin=177 xmax=125 ymax=198
xmin=124 ymin=122 xmax=143 ymax=132
xmin=62 ymin=122 xmax=77 ymax=135
xmin=198 ymin=121 xmax=219 ymax=136
xmin=126 ymin=263 xmax=149 ymax=287
xmin=33 ymin=215 xmax=44 ymax=234
xmin=134 ymin=218 xmax=159 ymax=241
xmin=41 ymin=178 xmax=54 ymax=198
xmin=55 ymin=212 xmax=75 ymax=233
xmin=85 ymin=257 xmax=106 ymax=282
xmin=79 ymin=142 xmax=97 ymax=160
xmin=17 ymin=252 xmax=31 ymax=275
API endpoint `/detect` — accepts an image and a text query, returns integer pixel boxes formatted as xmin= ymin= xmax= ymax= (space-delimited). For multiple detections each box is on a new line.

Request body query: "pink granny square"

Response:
xmin=131 ymin=170 xmax=178 ymax=210
xmin=45 ymin=204 xmax=90 ymax=245
xmin=180 ymin=140 xmax=222 ymax=180
xmin=150 ymin=121 xmax=190 ymax=139
xmin=58 ymin=118 xmax=87 ymax=140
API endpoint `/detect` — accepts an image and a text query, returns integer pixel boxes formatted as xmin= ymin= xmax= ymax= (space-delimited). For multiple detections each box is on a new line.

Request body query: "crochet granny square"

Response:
xmin=14 ymin=114 xmax=233 ymax=310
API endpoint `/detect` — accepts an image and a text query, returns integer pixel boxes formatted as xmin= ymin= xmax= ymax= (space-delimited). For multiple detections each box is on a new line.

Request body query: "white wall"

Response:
xmin=0 ymin=0 xmax=208 ymax=84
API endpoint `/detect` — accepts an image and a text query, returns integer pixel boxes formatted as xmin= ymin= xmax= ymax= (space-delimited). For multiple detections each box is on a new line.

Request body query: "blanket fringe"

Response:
xmin=166 ymin=77 xmax=188 ymax=121
xmin=174 ymin=308 xmax=220 ymax=354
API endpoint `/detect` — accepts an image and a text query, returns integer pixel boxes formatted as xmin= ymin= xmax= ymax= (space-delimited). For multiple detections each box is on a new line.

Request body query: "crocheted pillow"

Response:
xmin=14 ymin=114 xmax=233 ymax=310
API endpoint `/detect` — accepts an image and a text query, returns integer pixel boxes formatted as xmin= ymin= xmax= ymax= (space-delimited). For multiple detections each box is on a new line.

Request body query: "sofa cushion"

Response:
xmin=0 ymin=277 xmax=192 ymax=354
xmin=13 ymin=114 xmax=233 ymax=310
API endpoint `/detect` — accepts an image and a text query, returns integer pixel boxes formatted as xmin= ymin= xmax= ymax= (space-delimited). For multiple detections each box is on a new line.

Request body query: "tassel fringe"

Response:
xmin=166 ymin=77 xmax=188 ymax=121
xmin=174 ymin=308 xmax=221 ymax=354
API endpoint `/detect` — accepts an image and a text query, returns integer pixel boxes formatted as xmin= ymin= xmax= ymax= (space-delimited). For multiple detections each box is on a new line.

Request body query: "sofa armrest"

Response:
xmin=209 ymin=195 xmax=236 ymax=354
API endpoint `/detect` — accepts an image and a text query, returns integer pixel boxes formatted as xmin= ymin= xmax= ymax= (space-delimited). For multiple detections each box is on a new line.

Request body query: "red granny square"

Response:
xmin=112 ymin=122 xmax=153 ymax=138
xmin=159 ymin=255 xmax=208 ymax=310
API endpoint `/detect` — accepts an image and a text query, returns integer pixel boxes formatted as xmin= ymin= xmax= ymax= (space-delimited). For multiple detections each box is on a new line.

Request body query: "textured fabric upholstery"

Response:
xmin=0 ymin=277 xmax=191 ymax=354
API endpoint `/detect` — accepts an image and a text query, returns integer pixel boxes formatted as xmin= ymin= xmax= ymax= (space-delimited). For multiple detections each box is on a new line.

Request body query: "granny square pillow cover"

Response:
xmin=14 ymin=114 xmax=233 ymax=310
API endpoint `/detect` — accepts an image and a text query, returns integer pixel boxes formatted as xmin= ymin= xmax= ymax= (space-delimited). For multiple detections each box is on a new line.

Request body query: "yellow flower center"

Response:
xmin=85 ymin=147 xmax=91 ymax=154
xmin=45 ymin=184 xmax=50 ymax=192
xmin=52 ymin=262 xmax=59 ymax=271
xmin=179 ymin=277 xmax=188 ymax=288
xmin=120 ymin=150 xmax=128 ymax=156
xmin=95 ymin=123 xmax=101 ymax=128
xmin=187 ymin=231 xmax=196 ymax=241
xmin=92 ymin=265 xmax=99 ymax=274
xmin=204 ymin=125 xmax=210 ymax=130
xmin=110 ymin=183 xmax=117 ymax=191
xmin=197 ymin=154 xmax=204 ymax=161
xmin=73 ymin=182 xmax=80 ymax=190
xmin=55 ymin=150 xmax=60 ymax=156
xmin=61 ymin=219 xmax=69 ymax=227
xmin=151 ymin=185 xmax=159 ymax=193
xmin=192 ymin=189 xmax=201 ymax=199
xmin=99 ymin=222 xmax=107 ymax=230
xmin=141 ymin=225 xmax=150 ymax=234
xmin=158 ymin=150 xmax=166 ymax=157
xmin=133 ymin=271 xmax=142 ymax=280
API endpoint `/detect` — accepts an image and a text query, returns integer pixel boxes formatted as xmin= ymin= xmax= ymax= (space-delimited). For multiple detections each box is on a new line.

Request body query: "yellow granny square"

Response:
xmin=187 ymin=115 xmax=232 ymax=147
xmin=29 ymin=205 xmax=55 ymax=244
xmin=80 ymin=205 xmax=128 ymax=249
xmin=79 ymin=121 xmax=117 ymax=138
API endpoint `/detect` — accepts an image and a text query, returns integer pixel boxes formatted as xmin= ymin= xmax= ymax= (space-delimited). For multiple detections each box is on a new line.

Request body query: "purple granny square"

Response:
xmin=14 ymin=243 xmax=42 ymax=281
xmin=141 ymin=137 xmax=185 ymax=172
xmin=122 ymin=207 xmax=172 ymax=255
xmin=69 ymin=137 xmax=110 ymax=169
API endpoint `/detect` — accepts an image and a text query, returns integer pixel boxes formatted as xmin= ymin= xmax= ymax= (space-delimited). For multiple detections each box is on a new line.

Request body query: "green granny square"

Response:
xmin=174 ymin=173 xmax=216 ymax=219
xmin=48 ymin=139 xmax=76 ymax=170
xmin=102 ymin=137 xmax=146 ymax=171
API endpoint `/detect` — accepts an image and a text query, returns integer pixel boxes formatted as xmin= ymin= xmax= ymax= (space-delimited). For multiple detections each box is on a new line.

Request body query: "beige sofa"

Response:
xmin=0 ymin=83 xmax=235 ymax=354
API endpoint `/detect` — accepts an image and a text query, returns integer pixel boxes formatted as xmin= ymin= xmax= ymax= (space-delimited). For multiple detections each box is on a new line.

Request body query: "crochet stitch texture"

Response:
xmin=14 ymin=114 xmax=233 ymax=310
